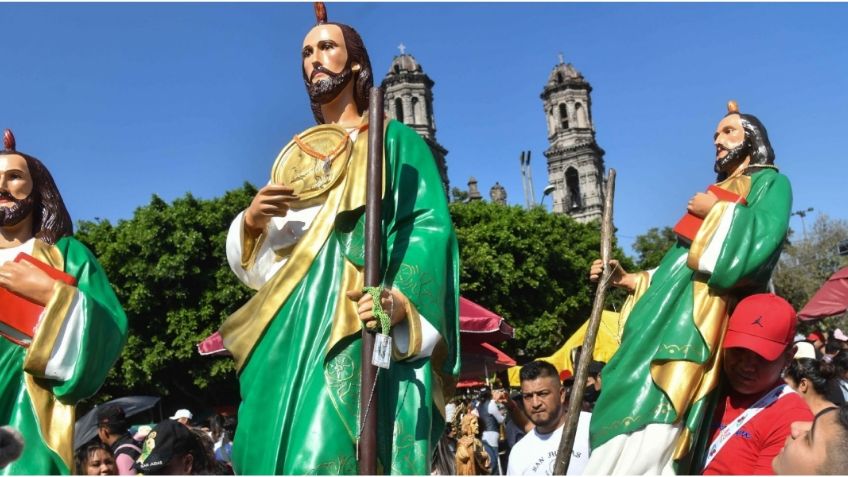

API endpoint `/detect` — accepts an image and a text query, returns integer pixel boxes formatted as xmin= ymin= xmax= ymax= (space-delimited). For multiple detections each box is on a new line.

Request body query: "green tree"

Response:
xmin=450 ymin=201 xmax=633 ymax=360
xmin=74 ymin=184 xmax=257 ymax=409
xmin=632 ymin=226 xmax=677 ymax=270
xmin=773 ymin=214 xmax=848 ymax=331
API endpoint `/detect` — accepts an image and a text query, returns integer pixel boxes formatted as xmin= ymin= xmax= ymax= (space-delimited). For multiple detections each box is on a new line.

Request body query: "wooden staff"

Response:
xmin=553 ymin=168 xmax=617 ymax=475
xmin=358 ymin=86 xmax=384 ymax=474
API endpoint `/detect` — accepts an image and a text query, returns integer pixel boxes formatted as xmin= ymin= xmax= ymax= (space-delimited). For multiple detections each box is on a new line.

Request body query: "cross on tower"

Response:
xmin=398 ymin=43 xmax=406 ymax=55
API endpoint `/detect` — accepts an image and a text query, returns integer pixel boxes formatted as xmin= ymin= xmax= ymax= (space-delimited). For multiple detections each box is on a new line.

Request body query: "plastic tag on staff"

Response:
xmin=372 ymin=334 xmax=392 ymax=369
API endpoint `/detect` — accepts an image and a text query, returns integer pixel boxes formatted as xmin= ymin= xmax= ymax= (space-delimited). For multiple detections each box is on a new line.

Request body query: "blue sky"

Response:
xmin=2 ymin=3 xmax=846 ymax=254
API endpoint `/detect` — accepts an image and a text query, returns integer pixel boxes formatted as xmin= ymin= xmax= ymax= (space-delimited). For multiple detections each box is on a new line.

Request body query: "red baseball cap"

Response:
xmin=723 ymin=294 xmax=797 ymax=361
xmin=807 ymin=331 xmax=825 ymax=343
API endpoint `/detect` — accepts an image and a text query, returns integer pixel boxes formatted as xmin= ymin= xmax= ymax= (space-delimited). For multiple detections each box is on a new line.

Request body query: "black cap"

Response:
xmin=588 ymin=360 xmax=606 ymax=377
xmin=134 ymin=420 xmax=196 ymax=474
xmin=96 ymin=404 xmax=128 ymax=430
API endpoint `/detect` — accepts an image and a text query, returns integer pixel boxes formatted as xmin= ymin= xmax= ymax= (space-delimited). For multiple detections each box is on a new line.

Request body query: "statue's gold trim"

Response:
xmin=617 ymin=270 xmax=651 ymax=333
xmin=328 ymin=258 xmax=364 ymax=354
xmin=687 ymin=175 xmax=752 ymax=270
xmin=23 ymin=240 xmax=75 ymax=471
xmin=24 ymin=282 xmax=76 ymax=375
xmin=239 ymin=215 xmax=266 ymax=271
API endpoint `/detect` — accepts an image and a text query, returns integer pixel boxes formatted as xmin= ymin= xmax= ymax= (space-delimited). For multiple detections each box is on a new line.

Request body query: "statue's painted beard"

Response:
xmin=714 ymin=139 xmax=751 ymax=175
xmin=307 ymin=64 xmax=353 ymax=105
xmin=0 ymin=191 xmax=34 ymax=227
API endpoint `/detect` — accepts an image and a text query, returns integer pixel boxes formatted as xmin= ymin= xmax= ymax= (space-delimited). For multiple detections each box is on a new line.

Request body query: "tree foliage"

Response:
xmin=449 ymin=201 xmax=633 ymax=360
xmin=632 ymin=226 xmax=677 ymax=270
xmin=74 ymin=184 xmax=258 ymax=409
xmin=76 ymin=187 xmax=640 ymax=405
xmin=773 ymin=214 xmax=848 ymax=331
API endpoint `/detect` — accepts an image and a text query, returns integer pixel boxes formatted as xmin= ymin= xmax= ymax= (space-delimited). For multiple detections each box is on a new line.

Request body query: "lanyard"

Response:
xmin=704 ymin=384 xmax=793 ymax=468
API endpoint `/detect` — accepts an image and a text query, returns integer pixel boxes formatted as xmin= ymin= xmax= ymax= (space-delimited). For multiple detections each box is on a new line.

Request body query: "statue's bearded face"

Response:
xmin=0 ymin=154 xmax=35 ymax=227
xmin=713 ymin=114 xmax=751 ymax=175
xmin=302 ymin=24 xmax=354 ymax=105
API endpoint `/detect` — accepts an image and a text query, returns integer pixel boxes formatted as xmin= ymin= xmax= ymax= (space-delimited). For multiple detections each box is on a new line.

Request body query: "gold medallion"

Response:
xmin=271 ymin=124 xmax=353 ymax=207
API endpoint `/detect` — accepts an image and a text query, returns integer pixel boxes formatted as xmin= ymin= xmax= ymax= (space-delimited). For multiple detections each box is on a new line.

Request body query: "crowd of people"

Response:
xmin=434 ymin=293 xmax=848 ymax=476
xmin=72 ymin=407 xmax=237 ymax=476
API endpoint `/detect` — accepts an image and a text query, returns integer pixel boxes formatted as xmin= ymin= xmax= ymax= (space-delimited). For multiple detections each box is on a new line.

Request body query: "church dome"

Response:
xmin=546 ymin=62 xmax=588 ymax=88
xmin=387 ymin=54 xmax=423 ymax=75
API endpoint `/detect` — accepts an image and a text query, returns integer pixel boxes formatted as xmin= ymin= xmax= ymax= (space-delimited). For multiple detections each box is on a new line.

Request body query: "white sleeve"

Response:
xmin=226 ymin=205 xmax=321 ymax=290
xmin=489 ymin=400 xmax=506 ymax=423
xmin=391 ymin=313 xmax=441 ymax=360
xmin=39 ymin=290 xmax=84 ymax=381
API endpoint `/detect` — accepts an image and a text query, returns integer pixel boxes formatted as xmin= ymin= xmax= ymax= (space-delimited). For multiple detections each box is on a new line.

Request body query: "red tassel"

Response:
xmin=3 ymin=129 xmax=15 ymax=151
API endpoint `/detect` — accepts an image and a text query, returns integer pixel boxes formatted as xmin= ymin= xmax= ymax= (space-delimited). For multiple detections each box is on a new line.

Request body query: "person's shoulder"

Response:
xmin=761 ymin=392 xmax=814 ymax=426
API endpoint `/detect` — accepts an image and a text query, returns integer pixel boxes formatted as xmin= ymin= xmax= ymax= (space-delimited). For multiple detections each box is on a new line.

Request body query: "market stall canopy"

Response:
xmin=460 ymin=341 xmax=516 ymax=380
xmin=799 ymin=266 xmax=848 ymax=321
xmin=200 ymin=296 xmax=515 ymax=356
xmin=459 ymin=296 xmax=514 ymax=344
xmin=507 ymin=309 xmax=623 ymax=387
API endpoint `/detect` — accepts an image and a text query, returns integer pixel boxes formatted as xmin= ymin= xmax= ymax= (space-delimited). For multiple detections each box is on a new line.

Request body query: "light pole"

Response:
xmin=540 ymin=184 xmax=555 ymax=209
xmin=791 ymin=207 xmax=814 ymax=239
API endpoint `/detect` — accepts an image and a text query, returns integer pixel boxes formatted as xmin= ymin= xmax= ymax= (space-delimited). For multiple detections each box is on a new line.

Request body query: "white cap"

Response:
xmin=169 ymin=409 xmax=193 ymax=421
xmin=794 ymin=341 xmax=817 ymax=360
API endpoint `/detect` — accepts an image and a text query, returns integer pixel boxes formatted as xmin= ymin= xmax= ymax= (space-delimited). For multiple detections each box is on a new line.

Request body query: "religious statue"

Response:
xmin=455 ymin=413 xmax=491 ymax=476
xmin=490 ymin=182 xmax=507 ymax=205
xmin=0 ymin=130 xmax=127 ymax=475
xmin=585 ymin=102 xmax=792 ymax=473
xmin=219 ymin=4 xmax=459 ymax=474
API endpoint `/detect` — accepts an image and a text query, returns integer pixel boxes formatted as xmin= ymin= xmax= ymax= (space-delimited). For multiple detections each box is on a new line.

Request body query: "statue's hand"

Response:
xmin=0 ymin=260 xmax=58 ymax=306
xmin=345 ymin=287 xmax=408 ymax=330
xmin=687 ymin=191 xmax=719 ymax=218
xmin=589 ymin=258 xmax=636 ymax=293
xmin=243 ymin=184 xmax=299 ymax=237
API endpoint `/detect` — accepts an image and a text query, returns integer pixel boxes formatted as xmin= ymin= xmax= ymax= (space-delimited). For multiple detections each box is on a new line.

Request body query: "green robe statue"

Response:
xmin=221 ymin=120 xmax=460 ymax=475
xmin=0 ymin=237 xmax=128 ymax=475
xmin=586 ymin=168 xmax=791 ymax=473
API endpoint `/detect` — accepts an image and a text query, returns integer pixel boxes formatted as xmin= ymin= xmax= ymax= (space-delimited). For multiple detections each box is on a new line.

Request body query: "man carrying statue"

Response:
xmin=220 ymin=4 xmax=460 ymax=474
xmin=0 ymin=130 xmax=128 ymax=475
xmin=585 ymin=102 xmax=792 ymax=474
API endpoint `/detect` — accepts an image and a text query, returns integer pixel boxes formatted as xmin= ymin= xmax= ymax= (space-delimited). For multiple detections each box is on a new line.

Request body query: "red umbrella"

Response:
xmin=799 ymin=267 xmax=848 ymax=321
xmin=459 ymin=296 xmax=514 ymax=344
xmin=459 ymin=342 xmax=516 ymax=380
xmin=456 ymin=379 xmax=488 ymax=389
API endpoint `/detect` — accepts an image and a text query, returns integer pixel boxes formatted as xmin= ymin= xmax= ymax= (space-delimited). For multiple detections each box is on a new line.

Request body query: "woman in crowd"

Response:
xmin=784 ymin=358 xmax=839 ymax=415
xmin=75 ymin=441 xmax=118 ymax=476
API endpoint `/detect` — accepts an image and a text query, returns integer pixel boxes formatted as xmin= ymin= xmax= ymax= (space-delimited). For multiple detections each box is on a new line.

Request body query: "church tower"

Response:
xmin=381 ymin=45 xmax=449 ymax=193
xmin=540 ymin=57 xmax=606 ymax=223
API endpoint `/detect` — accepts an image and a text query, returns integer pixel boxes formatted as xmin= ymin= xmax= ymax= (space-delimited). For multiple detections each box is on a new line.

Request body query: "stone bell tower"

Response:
xmin=381 ymin=44 xmax=449 ymax=193
xmin=540 ymin=55 xmax=606 ymax=223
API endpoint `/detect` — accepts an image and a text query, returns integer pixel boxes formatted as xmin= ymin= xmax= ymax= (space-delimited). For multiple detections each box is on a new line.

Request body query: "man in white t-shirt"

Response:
xmin=506 ymin=361 xmax=590 ymax=475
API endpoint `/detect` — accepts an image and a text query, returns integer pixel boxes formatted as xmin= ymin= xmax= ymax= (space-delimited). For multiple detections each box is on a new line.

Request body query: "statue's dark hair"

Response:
xmin=0 ymin=149 xmax=73 ymax=244
xmin=302 ymin=22 xmax=373 ymax=124
xmin=736 ymin=113 xmax=775 ymax=167
xmin=519 ymin=360 xmax=559 ymax=382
